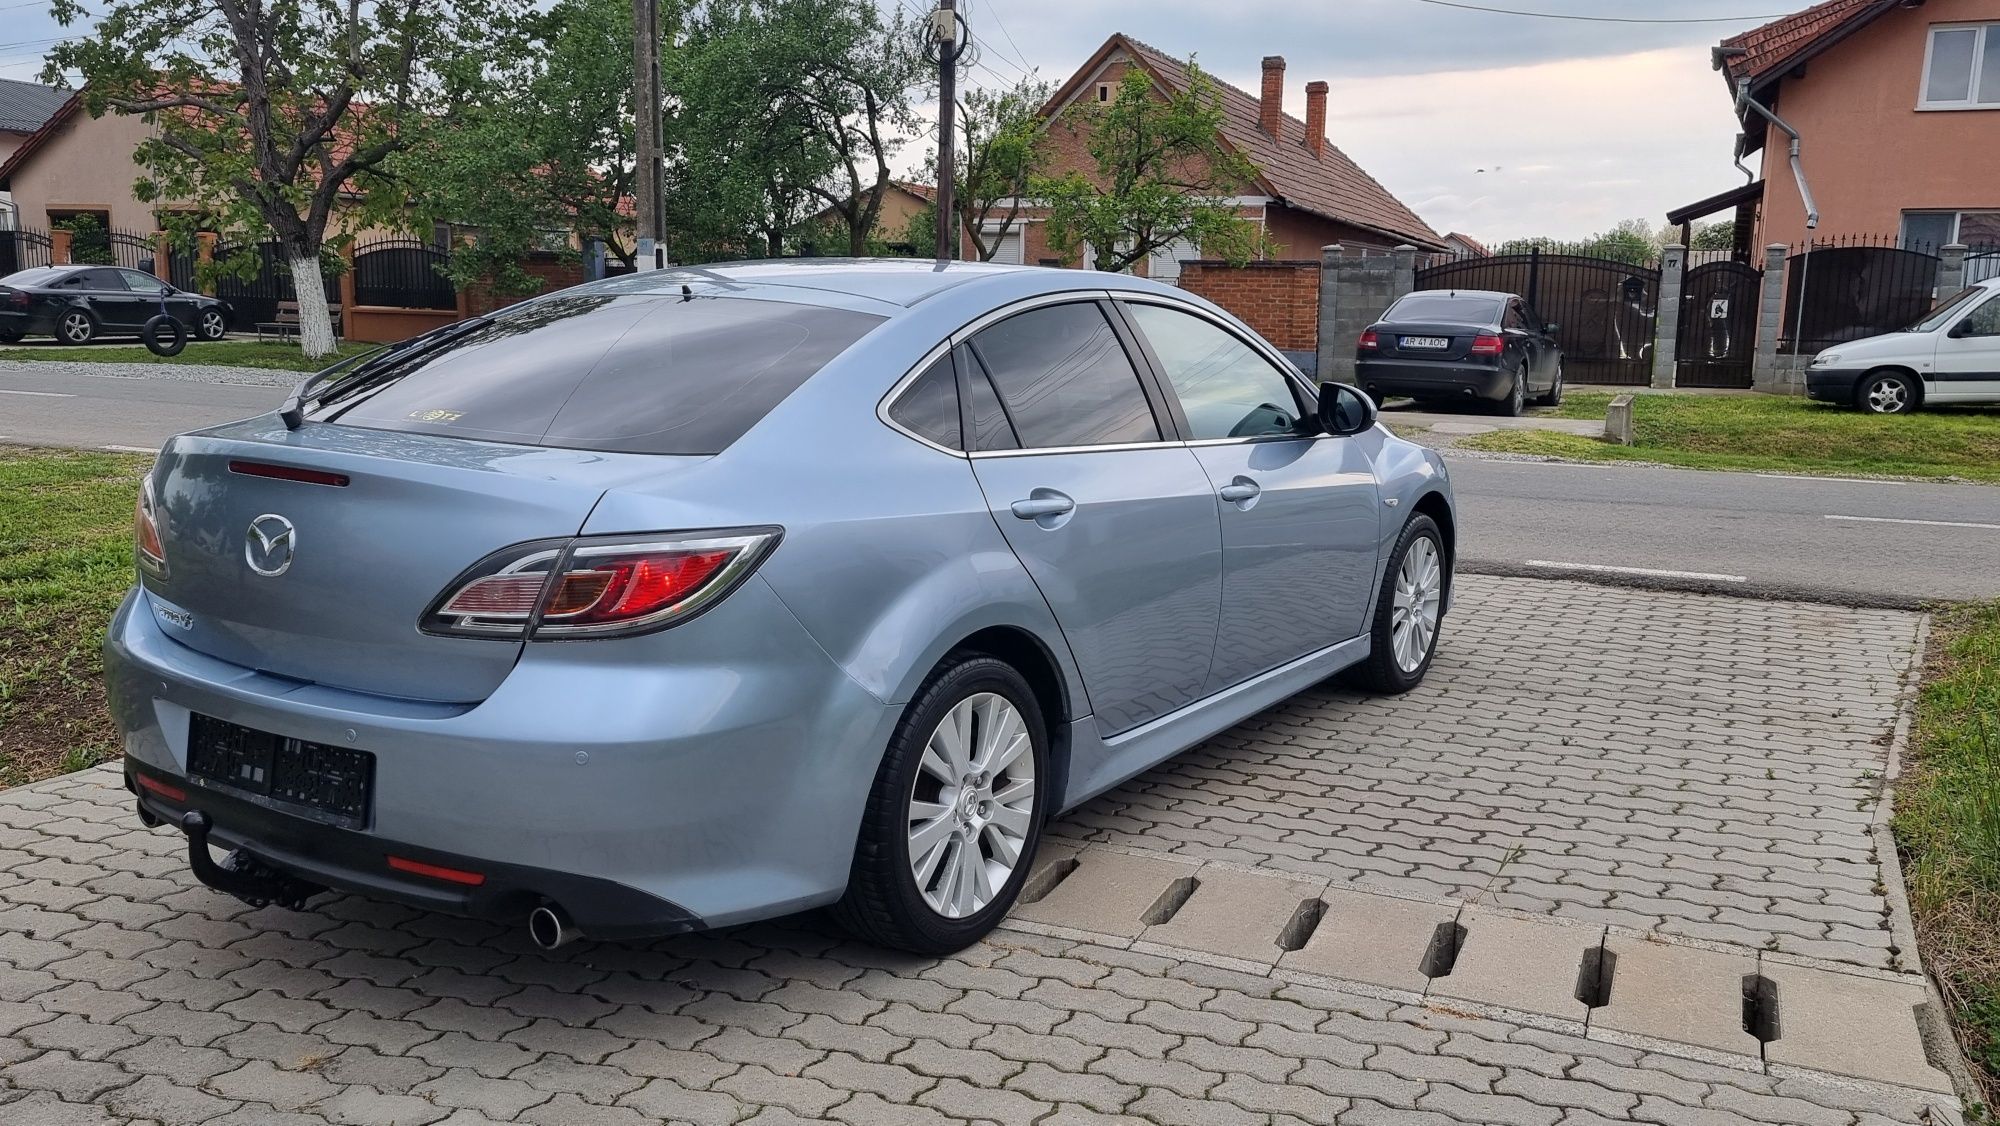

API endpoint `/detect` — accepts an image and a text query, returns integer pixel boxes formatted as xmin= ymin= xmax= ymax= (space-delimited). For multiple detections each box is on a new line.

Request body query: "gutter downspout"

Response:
xmin=1733 ymin=77 xmax=1819 ymax=231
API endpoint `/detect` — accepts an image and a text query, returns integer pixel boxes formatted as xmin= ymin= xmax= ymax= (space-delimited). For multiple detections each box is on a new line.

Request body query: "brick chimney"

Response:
xmin=1260 ymin=56 xmax=1285 ymax=142
xmin=1305 ymin=81 xmax=1328 ymax=158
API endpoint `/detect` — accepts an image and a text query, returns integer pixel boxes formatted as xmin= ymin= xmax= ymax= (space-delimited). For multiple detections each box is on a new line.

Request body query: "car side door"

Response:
xmin=79 ymin=268 xmax=141 ymax=331
xmin=962 ymin=297 xmax=1223 ymax=737
xmin=119 ymin=269 xmax=190 ymax=327
xmin=1116 ymin=297 xmax=1383 ymax=692
xmin=1503 ymin=300 xmax=1547 ymax=389
xmin=1932 ymin=289 xmax=2000 ymax=402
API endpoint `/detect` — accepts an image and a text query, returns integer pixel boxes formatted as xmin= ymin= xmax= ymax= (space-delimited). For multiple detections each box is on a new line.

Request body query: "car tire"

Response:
xmin=834 ymin=653 xmax=1048 ymax=955
xmin=197 ymin=309 xmax=228 ymax=341
xmin=1856 ymin=370 xmax=1917 ymax=415
xmin=1344 ymin=514 xmax=1447 ymax=695
xmin=1496 ymin=367 xmax=1526 ymax=417
xmin=143 ymin=314 xmax=187 ymax=357
xmin=1535 ymin=363 xmax=1565 ymax=408
xmin=58 ymin=309 xmax=95 ymax=345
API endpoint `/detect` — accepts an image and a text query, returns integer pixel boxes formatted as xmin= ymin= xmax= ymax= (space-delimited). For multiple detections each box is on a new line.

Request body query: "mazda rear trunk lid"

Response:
xmin=143 ymin=418 xmax=702 ymax=703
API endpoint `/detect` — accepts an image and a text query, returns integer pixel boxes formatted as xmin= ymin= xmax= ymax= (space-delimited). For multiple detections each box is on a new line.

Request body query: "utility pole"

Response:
xmin=930 ymin=0 xmax=960 ymax=266
xmin=632 ymin=0 xmax=667 ymax=270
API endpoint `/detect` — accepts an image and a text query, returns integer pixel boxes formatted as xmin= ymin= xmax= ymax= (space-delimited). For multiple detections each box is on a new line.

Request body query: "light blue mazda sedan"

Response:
xmin=107 ymin=259 xmax=1455 ymax=954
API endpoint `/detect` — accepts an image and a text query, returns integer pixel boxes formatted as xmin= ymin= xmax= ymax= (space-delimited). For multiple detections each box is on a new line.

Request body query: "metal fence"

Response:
xmin=353 ymin=237 xmax=455 ymax=309
xmin=212 ymin=241 xmax=341 ymax=329
xmin=108 ymin=229 xmax=158 ymax=272
xmin=0 ymin=229 xmax=52 ymax=274
xmin=1967 ymin=246 xmax=2000 ymax=285
xmin=1414 ymin=247 xmax=1662 ymax=385
xmin=1780 ymin=236 xmax=1939 ymax=354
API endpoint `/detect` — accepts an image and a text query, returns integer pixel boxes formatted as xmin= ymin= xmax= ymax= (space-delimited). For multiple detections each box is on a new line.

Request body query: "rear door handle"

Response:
xmin=1218 ymin=479 xmax=1261 ymax=503
xmin=1010 ymin=492 xmax=1075 ymax=519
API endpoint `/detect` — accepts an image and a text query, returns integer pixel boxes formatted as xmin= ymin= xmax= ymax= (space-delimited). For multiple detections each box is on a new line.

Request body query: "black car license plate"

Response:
xmin=186 ymin=713 xmax=374 ymax=827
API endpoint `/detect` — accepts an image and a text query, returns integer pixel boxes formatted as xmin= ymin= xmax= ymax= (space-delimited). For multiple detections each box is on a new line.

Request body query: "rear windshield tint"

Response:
xmin=1388 ymin=294 xmax=1504 ymax=323
xmin=2 ymin=267 xmax=67 ymax=287
xmin=309 ymin=292 xmax=883 ymax=455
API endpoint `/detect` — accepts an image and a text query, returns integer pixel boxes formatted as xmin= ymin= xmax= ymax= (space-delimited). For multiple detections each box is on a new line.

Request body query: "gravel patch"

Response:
xmin=0 ymin=359 xmax=299 ymax=387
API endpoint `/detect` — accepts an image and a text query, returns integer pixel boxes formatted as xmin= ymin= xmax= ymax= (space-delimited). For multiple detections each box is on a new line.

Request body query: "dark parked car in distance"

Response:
xmin=0 ymin=265 xmax=233 ymax=345
xmin=1356 ymin=289 xmax=1564 ymax=415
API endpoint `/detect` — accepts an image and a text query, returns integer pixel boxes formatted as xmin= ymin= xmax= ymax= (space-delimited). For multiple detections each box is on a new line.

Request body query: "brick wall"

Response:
xmin=1177 ymin=259 xmax=1322 ymax=355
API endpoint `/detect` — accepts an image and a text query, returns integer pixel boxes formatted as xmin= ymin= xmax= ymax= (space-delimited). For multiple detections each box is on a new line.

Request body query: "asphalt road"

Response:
xmin=5 ymin=363 xmax=1997 ymax=605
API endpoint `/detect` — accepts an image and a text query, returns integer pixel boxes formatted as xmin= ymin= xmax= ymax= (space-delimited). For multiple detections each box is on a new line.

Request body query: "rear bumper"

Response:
xmin=104 ymin=579 xmax=901 ymax=937
xmin=0 ymin=310 xmax=55 ymax=336
xmin=1356 ymin=357 xmax=1510 ymax=402
xmin=1805 ymin=368 xmax=1867 ymax=403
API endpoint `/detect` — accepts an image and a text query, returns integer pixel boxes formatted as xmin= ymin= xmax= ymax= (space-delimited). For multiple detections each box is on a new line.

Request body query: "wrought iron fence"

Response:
xmin=353 ymin=237 xmax=455 ymax=309
xmin=1414 ymin=247 xmax=1661 ymax=385
xmin=1780 ymin=235 xmax=1939 ymax=354
xmin=0 ymin=229 xmax=52 ymax=274
xmin=108 ymin=229 xmax=159 ymax=272
xmin=212 ymin=241 xmax=341 ymax=329
xmin=1966 ymin=246 xmax=2000 ymax=285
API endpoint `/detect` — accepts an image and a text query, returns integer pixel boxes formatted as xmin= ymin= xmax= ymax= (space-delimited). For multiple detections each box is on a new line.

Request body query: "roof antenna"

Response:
xmin=681 ymin=283 xmax=692 ymax=301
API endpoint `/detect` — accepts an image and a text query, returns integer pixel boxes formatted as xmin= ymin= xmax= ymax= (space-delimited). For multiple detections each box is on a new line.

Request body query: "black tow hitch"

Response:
xmin=179 ymin=811 xmax=326 ymax=911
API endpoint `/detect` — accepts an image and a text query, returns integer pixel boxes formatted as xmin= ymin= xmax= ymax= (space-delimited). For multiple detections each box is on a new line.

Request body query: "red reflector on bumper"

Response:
xmin=136 ymin=773 xmax=186 ymax=802
xmin=386 ymin=855 xmax=486 ymax=886
xmin=229 ymin=460 xmax=351 ymax=487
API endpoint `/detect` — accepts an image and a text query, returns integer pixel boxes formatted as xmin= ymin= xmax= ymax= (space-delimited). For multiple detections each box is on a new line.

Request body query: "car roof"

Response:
xmin=1396 ymin=289 xmax=1511 ymax=300
xmin=571 ymin=258 xmax=1200 ymax=314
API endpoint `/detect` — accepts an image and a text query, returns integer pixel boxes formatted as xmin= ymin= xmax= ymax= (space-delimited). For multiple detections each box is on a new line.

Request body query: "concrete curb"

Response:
xmin=1459 ymin=558 xmax=1937 ymax=611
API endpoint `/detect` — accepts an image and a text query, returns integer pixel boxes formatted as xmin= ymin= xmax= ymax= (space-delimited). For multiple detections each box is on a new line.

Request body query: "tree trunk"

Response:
xmin=288 ymin=252 xmax=338 ymax=360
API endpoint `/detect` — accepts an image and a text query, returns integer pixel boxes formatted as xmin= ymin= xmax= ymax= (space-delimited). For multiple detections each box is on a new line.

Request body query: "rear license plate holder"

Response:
xmin=185 ymin=713 xmax=374 ymax=829
xmin=1400 ymin=336 xmax=1450 ymax=350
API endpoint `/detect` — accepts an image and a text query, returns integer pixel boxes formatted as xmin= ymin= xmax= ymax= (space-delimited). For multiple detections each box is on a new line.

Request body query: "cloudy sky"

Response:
xmin=0 ymin=0 xmax=1779 ymax=242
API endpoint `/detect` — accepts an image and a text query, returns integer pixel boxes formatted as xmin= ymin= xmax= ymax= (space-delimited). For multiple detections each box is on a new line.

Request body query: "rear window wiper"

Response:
xmin=279 ymin=314 xmax=497 ymax=429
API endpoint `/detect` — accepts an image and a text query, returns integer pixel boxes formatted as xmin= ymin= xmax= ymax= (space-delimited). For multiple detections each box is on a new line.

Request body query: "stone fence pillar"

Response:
xmin=1752 ymin=243 xmax=1788 ymax=392
xmin=1316 ymin=244 xmax=1410 ymax=386
xmin=1938 ymin=243 xmax=1969 ymax=295
xmin=50 ymin=229 xmax=71 ymax=265
xmin=1651 ymin=244 xmax=1686 ymax=389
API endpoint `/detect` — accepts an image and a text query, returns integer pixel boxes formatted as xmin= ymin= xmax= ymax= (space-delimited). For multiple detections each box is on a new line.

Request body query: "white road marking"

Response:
xmin=1756 ymin=473 xmax=1909 ymax=485
xmin=101 ymin=444 xmax=157 ymax=454
xmin=1524 ymin=560 xmax=1750 ymax=583
xmin=1825 ymin=514 xmax=2000 ymax=531
xmin=0 ymin=388 xmax=74 ymax=398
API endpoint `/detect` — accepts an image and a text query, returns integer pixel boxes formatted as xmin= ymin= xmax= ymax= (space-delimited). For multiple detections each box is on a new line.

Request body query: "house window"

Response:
xmin=1901 ymin=210 xmax=2000 ymax=251
xmin=1096 ymin=83 xmax=1112 ymax=103
xmin=1921 ymin=23 xmax=2000 ymax=108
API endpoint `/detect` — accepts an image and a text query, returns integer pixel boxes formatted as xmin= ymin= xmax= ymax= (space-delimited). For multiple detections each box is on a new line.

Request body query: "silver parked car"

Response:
xmin=107 ymin=260 xmax=1456 ymax=954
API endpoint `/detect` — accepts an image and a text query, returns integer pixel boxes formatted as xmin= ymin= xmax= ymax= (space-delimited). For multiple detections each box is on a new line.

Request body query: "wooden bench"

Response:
xmin=257 ymin=300 xmax=344 ymax=342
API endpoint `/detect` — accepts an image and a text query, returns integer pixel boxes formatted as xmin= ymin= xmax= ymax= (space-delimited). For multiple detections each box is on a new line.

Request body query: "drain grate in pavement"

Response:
xmin=1574 ymin=944 xmax=1616 ymax=1008
xmin=1140 ymin=876 xmax=1199 ymax=925
xmin=1275 ymin=897 xmax=1327 ymax=952
xmin=1419 ymin=919 xmax=1467 ymax=979
xmin=1743 ymin=973 xmax=1782 ymax=1044
xmin=1019 ymin=855 xmax=1077 ymax=904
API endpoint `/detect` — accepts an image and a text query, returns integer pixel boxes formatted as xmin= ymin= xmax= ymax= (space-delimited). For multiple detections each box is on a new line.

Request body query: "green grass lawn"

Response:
xmin=1460 ymin=392 xmax=2000 ymax=483
xmin=0 ymin=448 xmax=149 ymax=787
xmin=0 ymin=339 xmax=374 ymax=374
xmin=1895 ymin=601 xmax=2000 ymax=1099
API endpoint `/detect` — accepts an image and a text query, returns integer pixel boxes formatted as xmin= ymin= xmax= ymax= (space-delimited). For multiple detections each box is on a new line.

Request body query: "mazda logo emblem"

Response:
xmin=245 ymin=514 xmax=297 ymax=577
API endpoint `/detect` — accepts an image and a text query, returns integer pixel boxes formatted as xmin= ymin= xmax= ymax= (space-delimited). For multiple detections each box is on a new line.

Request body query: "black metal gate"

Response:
xmin=1675 ymin=260 xmax=1762 ymax=388
xmin=212 ymin=241 xmax=339 ymax=329
xmin=353 ymin=238 xmax=455 ymax=309
xmin=0 ymin=229 xmax=53 ymax=275
xmin=108 ymin=229 xmax=159 ymax=273
xmin=1413 ymin=248 xmax=1661 ymax=385
xmin=1781 ymin=241 xmax=1939 ymax=353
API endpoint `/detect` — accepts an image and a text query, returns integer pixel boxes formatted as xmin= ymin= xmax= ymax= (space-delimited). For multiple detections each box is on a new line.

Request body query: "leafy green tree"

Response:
xmin=1494 ymin=219 xmax=1662 ymax=266
xmin=55 ymin=214 xmax=114 ymax=265
xmin=1032 ymin=63 xmax=1265 ymax=274
xmin=48 ymin=0 xmax=529 ymax=358
xmin=1691 ymin=219 xmax=1737 ymax=252
xmin=938 ymin=75 xmax=1052 ymax=262
xmin=405 ymin=0 xmax=641 ymax=295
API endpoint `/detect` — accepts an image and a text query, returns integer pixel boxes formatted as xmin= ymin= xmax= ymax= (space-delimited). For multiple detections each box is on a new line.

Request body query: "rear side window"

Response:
xmin=1390 ymin=293 xmax=1504 ymax=323
xmin=969 ymin=302 xmax=1160 ymax=449
xmin=311 ymin=292 xmax=883 ymax=455
xmin=888 ymin=354 xmax=962 ymax=450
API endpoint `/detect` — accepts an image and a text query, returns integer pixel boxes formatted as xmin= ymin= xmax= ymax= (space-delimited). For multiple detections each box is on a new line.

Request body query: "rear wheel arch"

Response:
xmin=946 ymin=625 xmax=1074 ymax=814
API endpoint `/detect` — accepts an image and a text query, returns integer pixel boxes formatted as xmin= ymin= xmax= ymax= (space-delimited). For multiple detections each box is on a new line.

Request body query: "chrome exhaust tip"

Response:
xmin=528 ymin=905 xmax=579 ymax=951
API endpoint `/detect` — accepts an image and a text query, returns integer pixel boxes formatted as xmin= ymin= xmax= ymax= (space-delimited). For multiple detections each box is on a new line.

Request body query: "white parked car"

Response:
xmin=1807 ymin=276 xmax=2000 ymax=413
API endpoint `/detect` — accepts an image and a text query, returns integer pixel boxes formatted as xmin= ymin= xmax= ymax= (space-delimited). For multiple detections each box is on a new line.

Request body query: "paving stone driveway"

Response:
xmin=0 ymin=577 xmax=1950 ymax=1124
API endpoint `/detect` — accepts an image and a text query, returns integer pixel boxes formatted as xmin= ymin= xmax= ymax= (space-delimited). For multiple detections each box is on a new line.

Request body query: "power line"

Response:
xmin=1407 ymin=0 xmax=1785 ymax=24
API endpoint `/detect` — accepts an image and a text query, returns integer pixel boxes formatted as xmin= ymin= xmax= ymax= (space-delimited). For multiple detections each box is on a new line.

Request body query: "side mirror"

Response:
xmin=1317 ymin=382 xmax=1378 ymax=437
xmin=1544 ymin=322 xmax=1560 ymax=334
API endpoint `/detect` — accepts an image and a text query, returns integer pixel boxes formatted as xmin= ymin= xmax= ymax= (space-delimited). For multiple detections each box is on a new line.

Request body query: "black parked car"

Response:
xmin=0 ymin=265 xmax=232 ymax=346
xmin=1356 ymin=289 xmax=1564 ymax=415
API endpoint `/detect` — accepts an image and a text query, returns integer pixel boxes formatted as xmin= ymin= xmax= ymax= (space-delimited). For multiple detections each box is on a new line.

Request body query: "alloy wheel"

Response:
xmin=61 ymin=313 xmax=91 ymax=343
xmin=1865 ymin=378 xmax=1909 ymax=414
xmin=906 ymin=692 xmax=1036 ymax=919
xmin=201 ymin=311 xmax=225 ymax=340
xmin=1390 ymin=537 xmax=1443 ymax=673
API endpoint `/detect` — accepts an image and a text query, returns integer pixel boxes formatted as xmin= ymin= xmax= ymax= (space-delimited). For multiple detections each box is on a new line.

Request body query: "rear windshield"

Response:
xmin=308 ymin=292 xmax=883 ymax=455
xmin=2 ymin=267 xmax=67 ymax=287
xmin=1387 ymin=294 xmax=1504 ymax=324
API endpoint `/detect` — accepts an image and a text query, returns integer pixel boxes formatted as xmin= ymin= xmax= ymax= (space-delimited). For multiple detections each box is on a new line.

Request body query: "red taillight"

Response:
xmin=423 ymin=529 xmax=781 ymax=640
xmin=1469 ymin=333 xmax=1505 ymax=356
xmin=136 ymin=773 xmax=186 ymax=802
xmin=387 ymin=855 xmax=486 ymax=886
xmin=134 ymin=476 xmax=167 ymax=578
xmin=3 ymin=289 xmax=27 ymax=309
xmin=1358 ymin=329 xmax=1380 ymax=351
